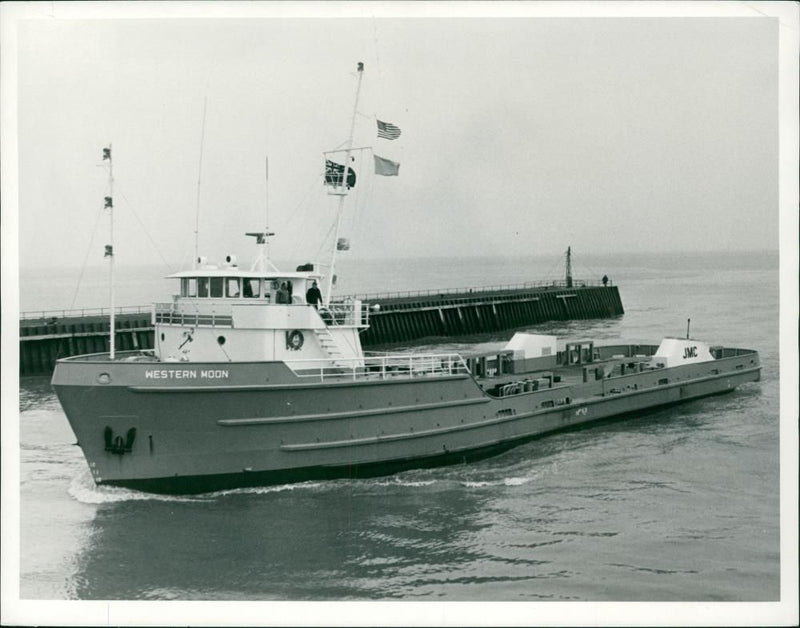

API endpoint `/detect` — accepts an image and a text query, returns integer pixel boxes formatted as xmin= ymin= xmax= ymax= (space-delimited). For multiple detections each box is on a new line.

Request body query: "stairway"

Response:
xmin=313 ymin=328 xmax=349 ymax=368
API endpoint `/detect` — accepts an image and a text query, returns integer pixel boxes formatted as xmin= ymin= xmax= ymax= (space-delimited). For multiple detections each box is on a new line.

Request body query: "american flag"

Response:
xmin=376 ymin=119 xmax=402 ymax=140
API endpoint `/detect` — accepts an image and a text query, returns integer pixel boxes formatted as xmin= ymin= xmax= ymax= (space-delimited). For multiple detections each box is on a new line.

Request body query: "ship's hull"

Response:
xmin=51 ymin=350 xmax=760 ymax=494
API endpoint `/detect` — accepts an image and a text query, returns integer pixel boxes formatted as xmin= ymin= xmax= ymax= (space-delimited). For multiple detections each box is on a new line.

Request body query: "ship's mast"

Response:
xmin=103 ymin=145 xmax=116 ymax=360
xmin=265 ymin=155 xmax=269 ymax=264
xmin=324 ymin=62 xmax=364 ymax=306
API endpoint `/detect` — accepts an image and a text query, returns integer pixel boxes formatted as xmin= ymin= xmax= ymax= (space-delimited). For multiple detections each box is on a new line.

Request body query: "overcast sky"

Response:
xmin=7 ymin=4 xmax=788 ymax=271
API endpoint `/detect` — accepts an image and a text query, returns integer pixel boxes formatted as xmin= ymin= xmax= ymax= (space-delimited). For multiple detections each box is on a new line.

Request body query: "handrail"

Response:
xmin=153 ymin=302 xmax=233 ymax=328
xmin=152 ymin=300 xmax=370 ymax=328
xmin=286 ymin=352 xmax=470 ymax=382
xmin=20 ymin=279 xmax=614 ymax=321
xmin=342 ymin=278 xmax=612 ymax=302
xmin=59 ymin=349 xmax=157 ymax=362
xmin=322 ymin=301 xmax=370 ymax=327
xmin=20 ymin=305 xmax=152 ymax=321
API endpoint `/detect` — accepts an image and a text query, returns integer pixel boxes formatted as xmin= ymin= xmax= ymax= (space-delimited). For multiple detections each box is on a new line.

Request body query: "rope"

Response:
xmin=574 ymin=259 xmax=603 ymax=283
xmin=314 ymin=218 xmax=337 ymax=261
xmin=68 ymin=203 xmax=105 ymax=310
xmin=539 ymin=252 xmax=566 ymax=283
xmin=194 ymin=96 xmax=208 ymax=264
xmin=341 ymin=150 xmax=364 ymax=243
xmin=283 ymin=172 xmax=325 ymax=262
xmin=116 ymin=186 xmax=175 ymax=274
xmin=350 ymin=151 xmax=375 ymax=252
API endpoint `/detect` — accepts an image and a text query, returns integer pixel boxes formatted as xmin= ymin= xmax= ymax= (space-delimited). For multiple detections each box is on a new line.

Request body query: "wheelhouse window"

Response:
xmin=181 ymin=278 xmax=198 ymax=297
xmin=243 ymin=278 xmax=260 ymax=298
xmin=198 ymin=277 xmax=209 ymax=298
xmin=226 ymin=277 xmax=241 ymax=298
xmin=210 ymin=277 xmax=224 ymax=298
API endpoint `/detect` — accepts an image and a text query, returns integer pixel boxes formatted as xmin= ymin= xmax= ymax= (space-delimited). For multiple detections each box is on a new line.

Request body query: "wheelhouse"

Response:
xmin=172 ymin=270 xmax=322 ymax=305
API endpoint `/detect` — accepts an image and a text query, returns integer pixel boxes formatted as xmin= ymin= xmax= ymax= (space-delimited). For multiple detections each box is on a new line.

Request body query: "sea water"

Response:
xmin=17 ymin=251 xmax=780 ymax=601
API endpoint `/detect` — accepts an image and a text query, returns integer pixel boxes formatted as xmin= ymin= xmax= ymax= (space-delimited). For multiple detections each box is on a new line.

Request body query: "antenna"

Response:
xmin=242 ymin=155 xmax=278 ymax=273
xmin=194 ymin=96 xmax=208 ymax=269
xmin=325 ymin=62 xmax=365 ymax=306
xmin=265 ymin=155 xmax=269 ymax=239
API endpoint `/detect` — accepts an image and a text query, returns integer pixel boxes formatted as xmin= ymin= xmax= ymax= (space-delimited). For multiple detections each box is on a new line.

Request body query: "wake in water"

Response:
xmin=67 ymin=470 xmax=208 ymax=504
xmin=65 ymin=461 xmax=543 ymax=503
xmin=461 ymin=476 xmax=532 ymax=488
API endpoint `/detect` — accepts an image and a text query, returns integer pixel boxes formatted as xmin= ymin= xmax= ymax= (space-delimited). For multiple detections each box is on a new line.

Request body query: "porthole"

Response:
xmin=217 ymin=336 xmax=226 ymax=346
xmin=97 ymin=373 xmax=111 ymax=385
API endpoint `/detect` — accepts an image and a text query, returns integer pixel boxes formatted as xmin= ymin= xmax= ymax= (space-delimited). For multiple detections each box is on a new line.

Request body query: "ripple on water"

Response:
xmin=460 ymin=475 xmax=533 ymax=488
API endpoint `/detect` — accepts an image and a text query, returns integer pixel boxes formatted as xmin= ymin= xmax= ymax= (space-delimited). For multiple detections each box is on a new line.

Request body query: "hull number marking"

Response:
xmin=575 ymin=407 xmax=588 ymax=417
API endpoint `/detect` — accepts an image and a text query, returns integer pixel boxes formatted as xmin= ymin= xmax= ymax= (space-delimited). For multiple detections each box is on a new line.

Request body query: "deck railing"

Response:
xmin=153 ymin=303 xmax=234 ymax=327
xmin=323 ymin=300 xmax=370 ymax=327
xmin=151 ymin=301 xmax=369 ymax=329
xmin=20 ymin=305 xmax=152 ymax=321
xmin=346 ymin=278 xmax=611 ymax=302
xmin=20 ymin=280 xmax=614 ymax=322
xmin=287 ymin=352 xmax=470 ymax=382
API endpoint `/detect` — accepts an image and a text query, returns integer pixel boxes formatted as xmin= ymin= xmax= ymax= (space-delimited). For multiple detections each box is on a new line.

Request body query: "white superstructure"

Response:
xmin=153 ymin=256 xmax=367 ymax=367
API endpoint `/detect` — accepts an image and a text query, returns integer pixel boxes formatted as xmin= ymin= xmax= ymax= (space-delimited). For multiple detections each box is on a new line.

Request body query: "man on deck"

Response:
xmin=276 ymin=282 xmax=290 ymax=304
xmin=306 ymin=280 xmax=322 ymax=309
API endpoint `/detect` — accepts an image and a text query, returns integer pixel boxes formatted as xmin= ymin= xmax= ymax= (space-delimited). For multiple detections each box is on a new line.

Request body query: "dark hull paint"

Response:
xmin=103 ymin=388 xmax=736 ymax=495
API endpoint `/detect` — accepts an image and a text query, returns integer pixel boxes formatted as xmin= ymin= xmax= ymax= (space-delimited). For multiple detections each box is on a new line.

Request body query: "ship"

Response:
xmin=51 ymin=63 xmax=761 ymax=494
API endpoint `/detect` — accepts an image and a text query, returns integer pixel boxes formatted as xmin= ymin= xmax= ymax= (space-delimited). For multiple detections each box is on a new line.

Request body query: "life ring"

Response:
xmin=286 ymin=329 xmax=304 ymax=351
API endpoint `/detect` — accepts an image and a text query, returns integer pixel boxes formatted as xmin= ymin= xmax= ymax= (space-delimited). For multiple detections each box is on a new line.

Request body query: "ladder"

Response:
xmin=313 ymin=328 xmax=348 ymax=367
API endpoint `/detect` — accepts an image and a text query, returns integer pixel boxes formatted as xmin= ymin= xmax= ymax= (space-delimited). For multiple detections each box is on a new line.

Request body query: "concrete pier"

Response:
xmin=19 ymin=282 xmax=623 ymax=375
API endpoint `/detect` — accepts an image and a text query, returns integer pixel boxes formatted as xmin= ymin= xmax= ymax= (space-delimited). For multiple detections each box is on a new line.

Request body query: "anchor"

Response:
xmin=104 ymin=426 xmax=137 ymax=455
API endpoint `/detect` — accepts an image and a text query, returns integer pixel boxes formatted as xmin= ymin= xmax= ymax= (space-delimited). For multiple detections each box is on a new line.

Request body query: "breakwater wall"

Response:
xmin=20 ymin=310 xmax=153 ymax=376
xmin=19 ymin=283 xmax=623 ymax=375
xmin=360 ymin=284 xmax=623 ymax=345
